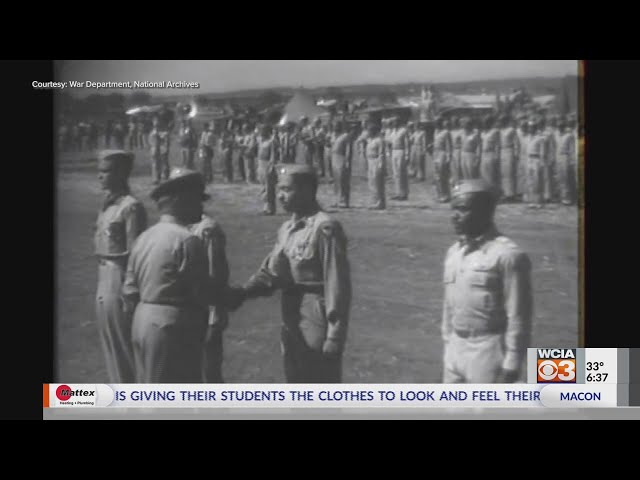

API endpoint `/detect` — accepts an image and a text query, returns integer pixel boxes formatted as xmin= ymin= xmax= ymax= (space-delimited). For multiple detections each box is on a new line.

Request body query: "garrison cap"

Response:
xmin=277 ymin=164 xmax=317 ymax=178
xmin=151 ymin=167 xmax=210 ymax=201
xmin=452 ymin=179 xmax=499 ymax=201
xmin=97 ymin=150 xmax=134 ymax=174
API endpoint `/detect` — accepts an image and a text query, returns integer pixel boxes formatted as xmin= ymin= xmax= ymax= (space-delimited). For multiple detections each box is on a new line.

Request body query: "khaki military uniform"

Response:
xmin=243 ymin=132 xmax=258 ymax=183
xmin=410 ymin=129 xmax=427 ymax=182
xmin=220 ymin=133 xmax=235 ymax=183
xmin=190 ymin=215 xmax=230 ymax=383
xmin=517 ymin=129 xmax=529 ymax=200
xmin=480 ymin=128 xmax=501 ymax=188
xmin=433 ymin=129 xmax=453 ymax=201
xmin=391 ymin=127 xmax=410 ymax=199
xmin=451 ymin=128 xmax=463 ymax=185
xmin=499 ymin=127 xmax=520 ymax=199
xmin=257 ymin=136 xmax=278 ymax=214
xmin=127 ymin=122 xmax=138 ymax=150
xmin=331 ymin=132 xmax=353 ymax=207
xmin=123 ymin=221 xmax=225 ymax=383
xmin=527 ymin=133 xmax=547 ymax=205
xmin=543 ymin=128 xmax=557 ymax=202
xmin=557 ymin=131 xmax=577 ymax=204
xmin=356 ymin=130 xmax=368 ymax=174
xmin=280 ymin=131 xmax=297 ymax=165
xmin=149 ymin=128 xmax=171 ymax=183
xmin=460 ymin=131 xmax=482 ymax=180
xmin=199 ymin=130 xmax=216 ymax=183
xmin=244 ymin=210 xmax=352 ymax=382
xmin=95 ymin=192 xmax=147 ymax=383
xmin=366 ymin=135 xmax=387 ymax=209
xmin=312 ymin=126 xmax=327 ymax=177
xmin=442 ymin=227 xmax=533 ymax=383
xmin=179 ymin=125 xmax=198 ymax=170
xmin=296 ymin=126 xmax=314 ymax=166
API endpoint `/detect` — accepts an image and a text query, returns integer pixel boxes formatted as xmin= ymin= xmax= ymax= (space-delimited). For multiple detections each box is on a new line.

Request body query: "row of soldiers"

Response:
xmin=57 ymin=118 xmax=155 ymax=153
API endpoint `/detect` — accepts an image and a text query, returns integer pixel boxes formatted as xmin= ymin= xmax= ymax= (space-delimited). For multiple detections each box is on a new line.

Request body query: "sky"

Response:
xmin=57 ymin=60 xmax=578 ymax=97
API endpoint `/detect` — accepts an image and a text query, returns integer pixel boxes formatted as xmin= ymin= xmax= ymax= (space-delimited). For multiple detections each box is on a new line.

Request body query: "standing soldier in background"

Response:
xmin=113 ymin=120 xmax=126 ymax=150
xmin=220 ymin=127 xmax=235 ymax=183
xmin=148 ymin=116 xmax=170 ymax=185
xmin=296 ymin=116 xmax=314 ymax=166
xmin=441 ymin=179 xmax=533 ymax=383
xmin=459 ymin=117 xmax=482 ymax=180
xmin=280 ymin=122 xmax=297 ymax=165
xmin=433 ymin=117 xmax=453 ymax=203
xmin=556 ymin=118 xmax=577 ymax=205
xmin=499 ymin=114 xmax=520 ymax=202
xmin=356 ymin=122 xmax=369 ymax=175
xmin=526 ymin=118 xmax=546 ymax=209
xmin=136 ymin=117 xmax=145 ymax=150
xmin=411 ymin=122 xmax=428 ymax=182
xmin=199 ymin=122 xmax=216 ymax=184
xmin=480 ymin=115 xmax=501 ymax=189
xmin=231 ymin=164 xmax=352 ymax=383
xmin=179 ymin=119 xmax=198 ymax=170
xmin=365 ymin=120 xmax=387 ymax=210
xmin=517 ymin=117 xmax=530 ymax=202
xmin=94 ymin=150 xmax=147 ymax=383
xmin=330 ymin=120 xmax=354 ymax=208
xmin=127 ymin=117 xmax=138 ymax=151
xmin=390 ymin=117 xmax=410 ymax=201
xmin=542 ymin=116 xmax=557 ymax=203
xmin=234 ymin=124 xmax=247 ymax=182
xmin=190 ymin=211 xmax=231 ymax=383
xmin=243 ymin=123 xmax=258 ymax=183
xmin=257 ymin=124 xmax=278 ymax=215
xmin=312 ymin=117 xmax=327 ymax=177
xmin=450 ymin=116 xmax=463 ymax=186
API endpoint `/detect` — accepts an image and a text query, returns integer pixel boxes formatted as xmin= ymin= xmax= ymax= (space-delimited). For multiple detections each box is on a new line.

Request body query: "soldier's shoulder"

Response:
xmin=120 ymin=195 xmax=146 ymax=213
xmin=493 ymin=236 xmax=530 ymax=264
xmin=315 ymin=212 xmax=345 ymax=238
xmin=445 ymin=242 xmax=460 ymax=259
xmin=192 ymin=215 xmax=225 ymax=237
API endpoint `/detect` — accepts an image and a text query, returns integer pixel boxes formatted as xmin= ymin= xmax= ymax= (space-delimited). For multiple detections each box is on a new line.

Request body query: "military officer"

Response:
xmin=441 ymin=179 xmax=533 ymax=383
xmin=232 ymin=164 xmax=352 ymax=383
xmin=257 ymin=124 xmax=278 ymax=215
xmin=95 ymin=150 xmax=147 ymax=383
xmin=480 ymin=115 xmax=501 ymax=189
xmin=433 ymin=117 xmax=453 ymax=202
xmin=122 ymin=168 xmax=232 ymax=383
xmin=499 ymin=114 xmax=520 ymax=202
xmin=365 ymin=120 xmax=387 ymax=210
xmin=330 ymin=120 xmax=355 ymax=208
xmin=411 ymin=121 xmax=428 ymax=182
xmin=389 ymin=117 xmax=410 ymax=201
xmin=190 ymin=213 xmax=231 ymax=383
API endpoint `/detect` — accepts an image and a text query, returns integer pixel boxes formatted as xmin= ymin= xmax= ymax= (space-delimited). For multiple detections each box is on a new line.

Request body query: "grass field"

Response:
xmin=55 ymin=144 xmax=579 ymax=383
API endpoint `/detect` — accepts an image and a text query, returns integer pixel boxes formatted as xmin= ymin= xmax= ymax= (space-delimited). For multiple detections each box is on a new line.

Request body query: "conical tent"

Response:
xmin=278 ymin=90 xmax=326 ymax=125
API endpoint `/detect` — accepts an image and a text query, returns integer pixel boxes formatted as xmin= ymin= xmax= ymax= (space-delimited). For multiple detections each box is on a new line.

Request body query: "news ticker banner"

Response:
xmin=44 ymin=349 xmax=640 ymax=409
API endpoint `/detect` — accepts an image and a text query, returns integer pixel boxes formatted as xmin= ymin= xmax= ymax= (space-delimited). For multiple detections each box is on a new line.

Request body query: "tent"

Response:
xmin=278 ymin=90 xmax=327 ymax=125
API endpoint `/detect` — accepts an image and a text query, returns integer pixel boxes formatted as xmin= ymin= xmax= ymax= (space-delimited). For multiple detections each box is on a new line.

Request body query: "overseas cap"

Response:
xmin=151 ymin=168 xmax=210 ymax=201
xmin=452 ymin=179 xmax=499 ymax=201
xmin=98 ymin=150 xmax=134 ymax=174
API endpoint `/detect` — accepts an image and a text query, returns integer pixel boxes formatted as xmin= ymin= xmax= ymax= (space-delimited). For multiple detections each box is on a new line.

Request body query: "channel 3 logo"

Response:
xmin=537 ymin=349 xmax=577 ymax=383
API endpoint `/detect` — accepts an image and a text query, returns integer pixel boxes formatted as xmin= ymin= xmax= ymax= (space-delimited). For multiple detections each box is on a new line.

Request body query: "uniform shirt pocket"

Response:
xmin=468 ymin=267 xmax=501 ymax=310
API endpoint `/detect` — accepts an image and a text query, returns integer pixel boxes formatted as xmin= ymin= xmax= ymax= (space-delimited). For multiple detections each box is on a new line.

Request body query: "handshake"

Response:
xmin=222 ymin=285 xmax=249 ymax=312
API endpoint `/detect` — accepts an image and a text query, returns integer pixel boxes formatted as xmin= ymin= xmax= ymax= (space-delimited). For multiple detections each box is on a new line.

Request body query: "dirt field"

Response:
xmin=55 ymin=145 xmax=579 ymax=383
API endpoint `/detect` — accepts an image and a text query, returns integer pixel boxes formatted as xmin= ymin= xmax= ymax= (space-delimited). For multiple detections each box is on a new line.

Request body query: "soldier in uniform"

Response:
xmin=441 ymin=179 xmax=533 ymax=383
xmin=542 ymin=117 xmax=557 ymax=203
xmin=148 ymin=116 xmax=170 ymax=185
xmin=480 ymin=115 xmax=501 ymax=190
xmin=242 ymin=123 xmax=258 ymax=183
xmin=232 ymin=164 xmax=352 ymax=383
xmin=330 ymin=120 xmax=355 ymax=208
xmin=556 ymin=118 xmax=577 ymax=206
xmin=257 ymin=124 xmax=278 ymax=215
xmin=516 ymin=117 xmax=530 ymax=202
xmin=356 ymin=124 xmax=369 ymax=175
xmin=459 ymin=117 xmax=482 ymax=180
xmin=122 ymin=168 xmax=234 ymax=383
xmin=199 ymin=122 xmax=216 ymax=184
xmin=296 ymin=116 xmax=314 ymax=166
xmin=450 ymin=116 xmax=463 ymax=186
xmin=179 ymin=119 xmax=198 ymax=170
xmin=411 ymin=122 xmax=427 ymax=182
xmin=220 ymin=127 xmax=235 ymax=183
xmin=390 ymin=117 xmax=410 ymax=201
xmin=94 ymin=150 xmax=148 ymax=383
xmin=433 ymin=117 xmax=453 ymax=203
xmin=190 ymin=213 xmax=231 ymax=383
xmin=365 ymin=120 xmax=387 ymax=210
xmin=127 ymin=117 xmax=138 ymax=151
xmin=312 ymin=117 xmax=327 ymax=177
xmin=526 ymin=118 xmax=547 ymax=209
xmin=499 ymin=114 xmax=521 ymax=202
xmin=280 ymin=122 xmax=298 ymax=165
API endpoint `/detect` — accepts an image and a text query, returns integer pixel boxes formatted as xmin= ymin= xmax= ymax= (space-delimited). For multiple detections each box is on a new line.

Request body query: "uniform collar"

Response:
xmin=102 ymin=189 xmax=128 ymax=211
xmin=288 ymin=207 xmax=321 ymax=231
xmin=458 ymin=224 xmax=500 ymax=254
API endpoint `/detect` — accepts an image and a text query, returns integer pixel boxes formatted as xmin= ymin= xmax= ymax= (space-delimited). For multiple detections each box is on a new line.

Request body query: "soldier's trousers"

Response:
xmin=281 ymin=326 xmax=342 ymax=383
xmin=368 ymin=157 xmax=386 ymax=209
xmin=152 ymin=153 xmax=170 ymax=182
xmin=96 ymin=261 xmax=136 ymax=383
xmin=200 ymin=148 xmax=214 ymax=183
xmin=434 ymin=152 xmax=450 ymax=201
xmin=443 ymin=331 xmax=507 ymax=383
xmin=258 ymin=160 xmax=277 ymax=214
xmin=333 ymin=154 xmax=350 ymax=207
xmin=460 ymin=152 xmax=480 ymax=179
xmin=392 ymin=150 xmax=409 ymax=198
xmin=131 ymin=303 xmax=206 ymax=383
xmin=527 ymin=157 xmax=544 ymax=205
xmin=128 ymin=135 xmax=138 ymax=150
xmin=244 ymin=154 xmax=257 ymax=183
xmin=451 ymin=150 xmax=461 ymax=186
xmin=181 ymin=148 xmax=195 ymax=170
xmin=235 ymin=149 xmax=246 ymax=181
xmin=517 ymin=151 xmax=528 ymax=200
xmin=325 ymin=147 xmax=333 ymax=178
xmin=203 ymin=329 xmax=224 ymax=383
xmin=500 ymin=148 xmax=518 ymax=199
xmin=557 ymin=154 xmax=576 ymax=204
xmin=480 ymin=151 xmax=500 ymax=189
xmin=222 ymin=149 xmax=233 ymax=182
xmin=315 ymin=146 xmax=326 ymax=176
xmin=543 ymin=161 xmax=555 ymax=202
xmin=411 ymin=150 xmax=426 ymax=181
